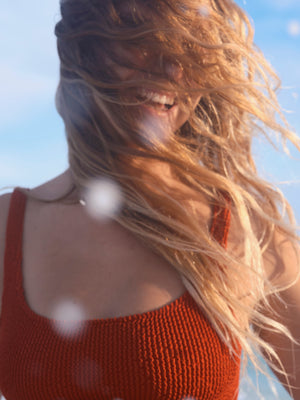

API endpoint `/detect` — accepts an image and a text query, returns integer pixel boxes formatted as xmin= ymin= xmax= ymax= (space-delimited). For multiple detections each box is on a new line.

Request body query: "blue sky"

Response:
xmin=0 ymin=0 xmax=299 ymax=221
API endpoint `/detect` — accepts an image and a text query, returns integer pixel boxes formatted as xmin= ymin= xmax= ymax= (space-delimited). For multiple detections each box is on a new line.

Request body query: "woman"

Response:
xmin=0 ymin=0 xmax=299 ymax=399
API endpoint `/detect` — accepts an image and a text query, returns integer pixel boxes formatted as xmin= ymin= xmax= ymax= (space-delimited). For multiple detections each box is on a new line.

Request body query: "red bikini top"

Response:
xmin=0 ymin=189 xmax=241 ymax=400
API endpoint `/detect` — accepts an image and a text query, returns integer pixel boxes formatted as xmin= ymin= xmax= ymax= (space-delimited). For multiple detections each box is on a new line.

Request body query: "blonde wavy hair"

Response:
xmin=54 ymin=0 xmax=300 ymax=388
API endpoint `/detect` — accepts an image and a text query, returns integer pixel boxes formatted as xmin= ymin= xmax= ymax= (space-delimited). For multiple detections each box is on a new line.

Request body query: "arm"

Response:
xmin=259 ymin=228 xmax=300 ymax=399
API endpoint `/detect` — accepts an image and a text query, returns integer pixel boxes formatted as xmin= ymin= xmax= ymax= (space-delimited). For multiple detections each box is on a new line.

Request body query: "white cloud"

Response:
xmin=287 ymin=20 xmax=300 ymax=37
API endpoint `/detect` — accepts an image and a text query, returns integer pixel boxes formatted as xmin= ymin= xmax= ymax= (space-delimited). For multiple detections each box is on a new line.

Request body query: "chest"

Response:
xmin=22 ymin=202 xmax=187 ymax=320
xmin=0 ymin=285 xmax=241 ymax=400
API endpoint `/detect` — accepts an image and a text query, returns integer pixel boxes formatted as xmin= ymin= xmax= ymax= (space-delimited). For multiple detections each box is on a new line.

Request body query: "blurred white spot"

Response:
xmin=1 ymin=396 xmax=7 ymax=400
xmin=287 ymin=20 xmax=300 ymax=37
xmin=181 ymin=397 xmax=198 ymax=400
xmin=292 ymin=92 xmax=299 ymax=100
xmin=51 ymin=300 xmax=86 ymax=338
xmin=197 ymin=5 xmax=210 ymax=17
xmin=72 ymin=359 xmax=112 ymax=393
xmin=138 ymin=114 xmax=172 ymax=148
xmin=82 ymin=178 xmax=123 ymax=221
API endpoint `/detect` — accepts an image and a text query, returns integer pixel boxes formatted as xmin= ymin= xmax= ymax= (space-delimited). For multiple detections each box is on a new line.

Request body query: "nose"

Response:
xmin=164 ymin=61 xmax=183 ymax=82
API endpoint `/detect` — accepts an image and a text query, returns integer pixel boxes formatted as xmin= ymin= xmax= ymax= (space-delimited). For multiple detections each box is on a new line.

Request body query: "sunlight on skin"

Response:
xmin=81 ymin=178 xmax=123 ymax=221
xmin=50 ymin=300 xmax=86 ymax=338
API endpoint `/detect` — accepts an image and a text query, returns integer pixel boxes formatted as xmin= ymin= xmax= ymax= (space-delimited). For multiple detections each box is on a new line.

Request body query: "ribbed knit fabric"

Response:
xmin=0 ymin=189 xmax=241 ymax=400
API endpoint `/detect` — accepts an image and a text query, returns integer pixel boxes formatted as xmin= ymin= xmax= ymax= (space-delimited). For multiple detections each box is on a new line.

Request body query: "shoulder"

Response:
xmin=226 ymin=206 xmax=300 ymax=311
xmin=28 ymin=169 xmax=76 ymax=201
xmin=227 ymin=204 xmax=299 ymax=287
xmin=263 ymin=227 xmax=300 ymax=289
xmin=0 ymin=171 xmax=75 ymax=308
xmin=254 ymin=228 xmax=300 ymax=396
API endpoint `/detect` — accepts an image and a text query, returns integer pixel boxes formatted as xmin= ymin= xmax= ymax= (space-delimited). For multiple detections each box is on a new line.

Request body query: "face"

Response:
xmin=110 ymin=44 xmax=201 ymax=131
xmin=102 ymin=3 xmax=202 ymax=145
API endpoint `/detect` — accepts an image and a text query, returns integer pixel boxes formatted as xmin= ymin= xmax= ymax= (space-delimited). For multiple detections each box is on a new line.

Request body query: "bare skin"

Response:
xmin=0 ymin=170 xmax=212 ymax=321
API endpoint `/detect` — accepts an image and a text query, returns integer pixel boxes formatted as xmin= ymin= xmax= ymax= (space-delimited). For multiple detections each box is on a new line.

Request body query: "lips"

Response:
xmin=136 ymin=88 xmax=177 ymax=112
xmin=143 ymin=100 xmax=173 ymax=111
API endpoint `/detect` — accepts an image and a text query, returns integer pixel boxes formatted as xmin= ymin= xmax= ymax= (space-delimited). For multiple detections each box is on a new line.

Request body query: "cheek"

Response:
xmin=107 ymin=45 xmax=147 ymax=81
xmin=111 ymin=64 xmax=136 ymax=81
xmin=174 ymin=109 xmax=190 ymax=130
xmin=103 ymin=54 xmax=136 ymax=81
xmin=191 ymin=95 xmax=202 ymax=110
xmin=103 ymin=53 xmax=137 ymax=81
xmin=174 ymin=95 xmax=201 ymax=130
